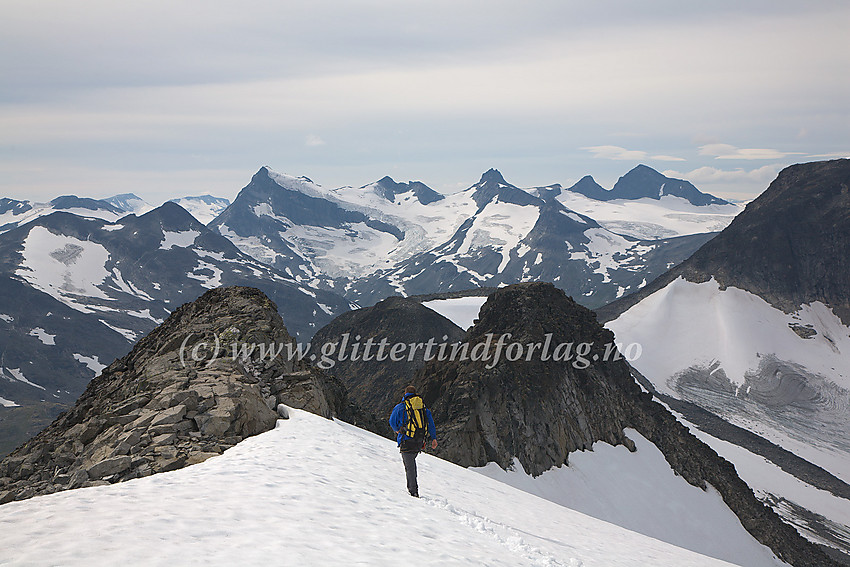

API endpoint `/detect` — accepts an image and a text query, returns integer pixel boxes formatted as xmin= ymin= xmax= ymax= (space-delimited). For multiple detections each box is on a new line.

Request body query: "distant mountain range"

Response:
xmin=1 ymin=194 xmax=232 ymax=234
xmin=0 ymin=163 xmax=736 ymax=456
xmin=211 ymin=165 xmax=740 ymax=308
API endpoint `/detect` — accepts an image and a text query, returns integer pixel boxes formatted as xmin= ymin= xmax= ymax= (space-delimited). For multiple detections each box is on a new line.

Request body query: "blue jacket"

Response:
xmin=389 ymin=393 xmax=436 ymax=447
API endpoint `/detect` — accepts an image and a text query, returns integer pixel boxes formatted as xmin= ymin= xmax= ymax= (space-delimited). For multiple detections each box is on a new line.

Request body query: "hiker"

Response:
xmin=389 ymin=386 xmax=437 ymax=497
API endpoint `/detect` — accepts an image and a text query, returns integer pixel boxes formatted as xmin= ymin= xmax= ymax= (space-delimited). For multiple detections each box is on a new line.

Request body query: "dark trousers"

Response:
xmin=401 ymin=450 xmax=419 ymax=496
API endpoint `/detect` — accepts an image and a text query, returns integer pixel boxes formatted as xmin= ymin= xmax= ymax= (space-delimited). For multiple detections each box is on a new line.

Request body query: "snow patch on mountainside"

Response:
xmin=27 ymin=328 xmax=55 ymax=345
xmin=169 ymin=196 xmax=230 ymax=225
xmin=572 ymin=229 xmax=635 ymax=283
xmin=2 ymin=367 xmax=45 ymax=391
xmin=72 ymin=354 xmax=106 ymax=375
xmin=421 ymin=296 xmax=488 ymax=330
xmin=281 ymin=222 xmax=401 ymax=277
xmin=159 ymin=229 xmax=200 ymax=250
xmin=0 ymin=396 xmax=19 ymax=407
xmin=476 ymin=429 xmax=786 ymax=566
xmin=693 ymin=426 xmax=850 ymax=551
xmin=439 ymin=199 xmax=540 ymax=274
xmin=331 ymin=183 xmax=478 ymax=258
xmin=0 ymin=408 xmax=747 ymax=567
xmin=607 ymin=277 xmax=850 ymax=482
xmin=16 ymin=227 xmax=111 ymax=313
xmin=0 ymin=204 xmax=124 ymax=234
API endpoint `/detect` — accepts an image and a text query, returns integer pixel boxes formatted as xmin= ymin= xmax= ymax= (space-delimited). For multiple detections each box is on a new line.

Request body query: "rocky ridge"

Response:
xmin=413 ymin=282 xmax=839 ymax=567
xmin=0 ymin=286 xmax=375 ymax=504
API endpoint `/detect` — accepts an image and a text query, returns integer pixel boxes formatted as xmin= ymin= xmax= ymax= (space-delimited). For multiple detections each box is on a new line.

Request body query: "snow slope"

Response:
xmin=0 ymin=408 xmax=755 ymax=567
xmin=476 ymin=429 xmax=786 ymax=567
xmin=606 ymin=277 xmax=850 ymax=481
xmin=0 ymin=201 xmax=125 ymax=234
xmin=169 ymin=195 xmax=231 ymax=225
xmin=607 ymin=277 xmax=850 ymax=394
xmin=421 ymin=296 xmax=488 ymax=330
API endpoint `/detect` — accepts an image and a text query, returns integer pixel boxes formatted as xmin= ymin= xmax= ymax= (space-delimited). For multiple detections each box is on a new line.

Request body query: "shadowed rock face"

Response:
xmin=413 ymin=282 xmax=840 ymax=567
xmin=417 ymin=283 xmax=636 ymax=477
xmin=680 ymin=159 xmax=850 ymax=323
xmin=311 ymin=295 xmax=466 ymax=428
xmin=0 ymin=286 xmax=371 ymax=504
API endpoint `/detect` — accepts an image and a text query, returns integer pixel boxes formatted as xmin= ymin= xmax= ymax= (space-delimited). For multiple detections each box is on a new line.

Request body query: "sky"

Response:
xmin=2 ymin=1 xmax=849 ymax=205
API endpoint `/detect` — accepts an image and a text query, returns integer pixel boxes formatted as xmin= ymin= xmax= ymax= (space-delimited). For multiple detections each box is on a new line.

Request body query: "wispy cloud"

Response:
xmin=306 ymin=134 xmax=325 ymax=147
xmin=664 ymin=165 xmax=781 ymax=185
xmin=582 ymin=145 xmax=685 ymax=162
xmin=804 ymin=151 xmax=850 ymax=159
xmin=698 ymin=143 xmax=802 ymax=160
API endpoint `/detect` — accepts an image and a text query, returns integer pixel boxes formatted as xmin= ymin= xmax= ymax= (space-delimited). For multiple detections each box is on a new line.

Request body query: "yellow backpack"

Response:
xmin=402 ymin=395 xmax=428 ymax=449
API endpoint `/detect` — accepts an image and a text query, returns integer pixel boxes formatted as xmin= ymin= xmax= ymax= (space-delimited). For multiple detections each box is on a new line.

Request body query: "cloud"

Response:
xmin=664 ymin=165 xmax=781 ymax=185
xmin=805 ymin=151 xmax=850 ymax=159
xmin=698 ymin=143 xmax=802 ymax=160
xmin=582 ymin=146 xmax=684 ymax=162
xmin=306 ymin=134 xmax=325 ymax=147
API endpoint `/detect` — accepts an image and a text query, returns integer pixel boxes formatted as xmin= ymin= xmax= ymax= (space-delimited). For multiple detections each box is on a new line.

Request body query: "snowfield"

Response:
xmin=0 ymin=408 xmax=765 ymax=567
xmin=606 ymin=277 xmax=850 ymax=483
xmin=556 ymin=193 xmax=742 ymax=240
xmin=16 ymin=226 xmax=112 ymax=313
xmin=421 ymin=296 xmax=488 ymax=330
xmin=607 ymin=277 xmax=850 ymax=394
xmin=476 ymin=429 xmax=785 ymax=567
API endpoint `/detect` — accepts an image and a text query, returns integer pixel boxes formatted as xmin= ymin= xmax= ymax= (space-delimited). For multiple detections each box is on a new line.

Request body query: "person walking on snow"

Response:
xmin=389 ymin=386 xmax=437 ymax=497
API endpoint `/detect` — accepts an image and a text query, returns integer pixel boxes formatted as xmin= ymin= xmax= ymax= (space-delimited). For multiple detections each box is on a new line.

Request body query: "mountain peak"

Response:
xmin=137 ymin=201 xmax=206 ymax=232
xmin=469 ymin=169 xmax=540 ymax=210
xmin=479 ymin=168 xmax=507 ymax=184
xmin=370 ymin=176 xmax=444 ymax=205
xmin=611 ymin=165 xmax=729 ymax=205
xmin=49 ymin=195 xmax=125 ymax=214
xmin=567 ymin=175 xmax=610 ymax=200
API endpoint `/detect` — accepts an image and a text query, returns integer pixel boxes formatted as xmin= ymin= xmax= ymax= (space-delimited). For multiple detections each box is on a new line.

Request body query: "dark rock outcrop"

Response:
xmin=0 ymin=286 xmax=374 ymax=504
xmin=371 ymin=176 xmax=444 ymax=205
xmin=312 ymin=295 xmax=466 ymax=428
xmin=415 ymin=282 xmax=840 ymax=567
xmin=417 ymin=283 xmax=635 ymax=476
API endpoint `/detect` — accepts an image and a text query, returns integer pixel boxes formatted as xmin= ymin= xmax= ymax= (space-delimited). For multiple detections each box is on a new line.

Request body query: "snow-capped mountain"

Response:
xmin=569 ymin=165 xmax=730 ymax=206
xmin=0 ymin=196 xmax=126 ymax=234
xmin=104 ymin=193 xmax=231 ymax=224
xmin=211 ymin=166 xmax=731 ymax=309
xmin=0 ymin=202 xmax=352 ymax=455
xmin=208 ymin=167 xmax=410 ymax=286
xmin=168 ymin=195 xmax=231 ymax=225
xmin=103 ymin=193 xmax=154 ymax=215
xmin=599 ymin=159 xmax=850 ymax=558
xmin=0 ymin=407 xmax=779 ymax=567
xmin=345 ymin=169 xmax=718 ymax=307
